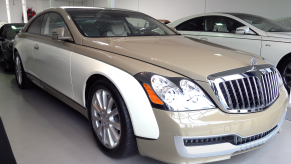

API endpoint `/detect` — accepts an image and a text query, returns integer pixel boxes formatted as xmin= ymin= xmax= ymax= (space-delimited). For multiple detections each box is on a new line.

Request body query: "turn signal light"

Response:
xmin=143 ymin=83 xmax=164 ymax=105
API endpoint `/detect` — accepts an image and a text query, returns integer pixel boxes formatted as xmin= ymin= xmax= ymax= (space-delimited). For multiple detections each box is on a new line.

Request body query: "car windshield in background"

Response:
xmin=230 ymin=14 xmax=291 ymax=32
xmin=3 ymin=24 xmax=25 ymax=40
xmin=67 ymin=10 xmax=177 ymax=37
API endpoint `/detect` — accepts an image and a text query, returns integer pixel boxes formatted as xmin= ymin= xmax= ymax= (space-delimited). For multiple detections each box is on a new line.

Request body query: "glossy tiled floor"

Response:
xmin=0 ymin=69 xmax=290 ymax=164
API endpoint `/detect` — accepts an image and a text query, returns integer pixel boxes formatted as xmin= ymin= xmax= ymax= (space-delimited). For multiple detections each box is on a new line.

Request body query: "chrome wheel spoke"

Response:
xmin=96 ymin=91 xmax=104 ymax=110
xmin=102 ymin=91 xmax=108 ymax=111
xmin=109 ymin=126 xmax=119 ymax=142
xmin=106 ymin=97 xmax=114 ymax=113
xmin=94 ymin=123 xmax=102 ymax=135
xmin=102 ymin=126 xmax=106 ymax=144
xmin=108 ymin=108 xmax=118 ymax=117
xmin=105 ymin=127 xmax=112 ymax=147
xmin=92 ymin=94 xmax=101 ymax=113
xmin=110 ymin=121 xmax=121 ymax=130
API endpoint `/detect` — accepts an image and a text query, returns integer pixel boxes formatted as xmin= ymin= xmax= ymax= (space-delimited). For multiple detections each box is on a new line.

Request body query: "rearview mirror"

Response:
xmin=236 ymin=26 xmax=255 ymax=35
xmin=51 ymin=27 xmax=73 ymax=41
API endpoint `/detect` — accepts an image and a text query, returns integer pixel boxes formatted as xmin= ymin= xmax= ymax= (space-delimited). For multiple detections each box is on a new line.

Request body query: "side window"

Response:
xmin=41 ymin=13 xmax=67 ymax=36
xmin=176 ymin=17 xmax=204 ymax=31
xmin=27 ymin=15 xmax=45 ymax=34
xmin=204 ymin=16 xmax=245 ymax=33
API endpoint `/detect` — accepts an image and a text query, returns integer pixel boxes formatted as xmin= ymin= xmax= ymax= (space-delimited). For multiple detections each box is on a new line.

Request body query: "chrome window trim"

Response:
xmin=174 ymin=109 xmax=286 ymax=159
xmin=207 ymin=64 xmax=280 ymax=113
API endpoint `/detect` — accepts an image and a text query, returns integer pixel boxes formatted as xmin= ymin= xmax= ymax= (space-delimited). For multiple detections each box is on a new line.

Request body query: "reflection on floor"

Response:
xmin=0 ymin=69 xmax=290 ymax=164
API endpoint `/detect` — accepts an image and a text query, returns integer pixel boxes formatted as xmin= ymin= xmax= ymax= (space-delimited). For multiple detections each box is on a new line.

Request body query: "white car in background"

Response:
xmin=168 ymin=13 xmax=291 ymax=89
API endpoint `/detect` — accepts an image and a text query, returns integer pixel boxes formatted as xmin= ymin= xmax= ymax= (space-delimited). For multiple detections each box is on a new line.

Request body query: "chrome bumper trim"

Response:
xmin=174 ymin=109 xmax=287 ymax=158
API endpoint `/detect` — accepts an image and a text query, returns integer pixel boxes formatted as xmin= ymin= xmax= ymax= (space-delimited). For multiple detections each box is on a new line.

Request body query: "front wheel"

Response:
xmin=88 ymin=78 xmax=137 ymax=158
xmin=14 ymin=52 xmax=32 ymax=89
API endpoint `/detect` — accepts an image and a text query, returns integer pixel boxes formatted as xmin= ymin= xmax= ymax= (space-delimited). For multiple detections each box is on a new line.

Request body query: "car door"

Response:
xmin=198 ymin=16 xmax=262 ymax=56
xmin=18 ymin=15 xmax=45 ymax=78
xmin=33 ymin=12 xmax=74 ymax=99
xmin=176 ymin=17 xmax=204 ymax=39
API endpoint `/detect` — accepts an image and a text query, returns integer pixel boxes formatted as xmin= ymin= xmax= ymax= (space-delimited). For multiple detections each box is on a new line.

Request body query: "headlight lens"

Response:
xmin=151 ymin=75 xmax=215 ymax=111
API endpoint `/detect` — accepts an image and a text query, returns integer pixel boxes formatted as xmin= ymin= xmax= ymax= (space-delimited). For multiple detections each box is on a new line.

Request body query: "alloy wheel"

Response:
xmin=91 ymin=89 xmax=121 ymax=149
xmin=15 ymin=56 xmax=22 ymax=85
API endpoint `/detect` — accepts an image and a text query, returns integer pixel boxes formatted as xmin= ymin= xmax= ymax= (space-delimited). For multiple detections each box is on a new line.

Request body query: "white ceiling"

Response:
xmin=40 ymin=0 xmax=85 ymax=2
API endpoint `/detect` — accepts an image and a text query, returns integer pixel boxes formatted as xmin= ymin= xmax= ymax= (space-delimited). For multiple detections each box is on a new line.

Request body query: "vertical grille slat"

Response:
xmin=247 ymin=78 xmax=255 ymax=108
xmin=229 ymin=81 xmax=239 ymax=109
xmin=217 ymin=69 xmax=280 ymax=113
xmin=267 ymin=73 xmax=273 ymax=103
xmin=241 ymin=79 xmax=250 ymax=109
xmin=252 ymin=77 xmax=261 ymax=109
xmin=236 ymin=80 xmax=245 ymax=109
xmin=222 ymin=82 xmax=233 ymax=109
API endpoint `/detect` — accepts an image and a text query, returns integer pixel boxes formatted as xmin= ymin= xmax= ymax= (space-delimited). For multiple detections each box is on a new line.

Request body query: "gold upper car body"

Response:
xmin=13 ymin=7 xmax=287 ymax=164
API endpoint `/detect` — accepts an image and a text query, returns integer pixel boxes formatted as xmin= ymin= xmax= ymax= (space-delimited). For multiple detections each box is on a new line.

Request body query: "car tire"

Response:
xmin=87 ymin=78 xmax=137 ymax=158
xmin=278 ymin=58 xmax=291 ymax=93
xmin=14 ymin=52 xmax=33 ymax=89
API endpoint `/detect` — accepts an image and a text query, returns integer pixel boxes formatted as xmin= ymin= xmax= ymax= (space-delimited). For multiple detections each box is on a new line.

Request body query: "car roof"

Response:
xmin=59 ymin=6 xmax=139 ymax=13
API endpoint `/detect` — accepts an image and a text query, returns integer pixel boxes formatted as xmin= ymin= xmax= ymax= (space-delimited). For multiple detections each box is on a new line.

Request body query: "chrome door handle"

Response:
xmin=200 ymin=37 xmax=208 ymax=41
xmin=34 ymin=44 xmax=39 ymax=50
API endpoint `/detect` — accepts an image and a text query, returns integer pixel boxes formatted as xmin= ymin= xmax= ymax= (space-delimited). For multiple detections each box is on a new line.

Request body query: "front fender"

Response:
xmin=71 ymin=51 xmax=160 ymax=139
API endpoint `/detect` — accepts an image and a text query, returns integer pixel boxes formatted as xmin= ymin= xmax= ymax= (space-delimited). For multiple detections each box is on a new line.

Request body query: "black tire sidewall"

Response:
xmin=87 ymin=78 xmax=136 ymax=158
xmin=278 ymin=57 xmax=291 ymax=92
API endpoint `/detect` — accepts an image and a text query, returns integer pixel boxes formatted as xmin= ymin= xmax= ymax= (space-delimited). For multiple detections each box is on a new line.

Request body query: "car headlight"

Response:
xmin=135 ymin=73 xmax=216 ymax=111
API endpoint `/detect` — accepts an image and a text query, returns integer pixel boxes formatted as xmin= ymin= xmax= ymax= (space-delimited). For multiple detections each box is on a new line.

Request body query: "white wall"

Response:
xmin=2 ymin=0 xmax=291 ymax=23
xmin=86 ymin=0 xmax=291 ymax=22
xmin=85 ymin=0 xmax=107 ymax=7
xmin=0 ymin=0 xmax=86 ymax=23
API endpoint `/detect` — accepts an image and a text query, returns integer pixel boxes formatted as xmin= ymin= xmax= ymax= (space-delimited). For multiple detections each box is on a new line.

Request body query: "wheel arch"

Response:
xmin=83 ymin=71 xmax=160 ymax=139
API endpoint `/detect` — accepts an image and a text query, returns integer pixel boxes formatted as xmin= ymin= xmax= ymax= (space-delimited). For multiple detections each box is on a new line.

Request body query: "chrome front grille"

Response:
xmin=208 ymin=65 xmax=281 ymax=113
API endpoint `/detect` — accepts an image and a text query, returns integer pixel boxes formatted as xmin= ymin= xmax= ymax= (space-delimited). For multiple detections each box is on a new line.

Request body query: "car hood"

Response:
xmin=266 ymin=32 xmax=291 ymax=39
xmin=82 ymin=36 xmax=267 ymax=82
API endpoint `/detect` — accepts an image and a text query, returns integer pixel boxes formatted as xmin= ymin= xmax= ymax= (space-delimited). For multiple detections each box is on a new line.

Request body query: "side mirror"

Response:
xmin=51 ymin=27 xmax=73 ymax=41
xmin=236 ymin=26 xmax=255 ymax=35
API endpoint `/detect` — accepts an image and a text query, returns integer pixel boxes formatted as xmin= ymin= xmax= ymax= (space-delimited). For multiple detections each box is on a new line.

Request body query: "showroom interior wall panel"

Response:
xmin=115 ymin=0 xmax=139 ymax=11
xmin=205 ymin=0 xmax=291 ymax=19
xmin=0 ymin=0 xmax=8 ymax=22
xmin=138 ymin=0 xmax=205 ymax=22
xmin=86 ymin=0 xmax=107 ymax=7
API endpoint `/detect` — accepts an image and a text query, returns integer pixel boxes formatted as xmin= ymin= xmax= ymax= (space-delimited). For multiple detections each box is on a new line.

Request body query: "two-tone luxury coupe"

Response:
xmin=13 ymin=7 xmax=287 ymax=164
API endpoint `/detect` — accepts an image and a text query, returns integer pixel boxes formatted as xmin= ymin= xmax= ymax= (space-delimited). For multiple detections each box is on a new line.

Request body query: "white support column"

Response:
xmin=49 ymin=0 xmax=55 ymax=8
xmin=108 ymin=0 xmax=115 ymax=8
xmin=22 ymin=0 xmax=28 ymax=23
xmin=5 ymin=0 xmax=11 ymax=23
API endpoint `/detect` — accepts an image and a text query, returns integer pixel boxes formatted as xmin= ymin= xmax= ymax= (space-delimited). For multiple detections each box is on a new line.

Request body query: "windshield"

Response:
xmin=231 ymin=14 xmax=291 ymax=32
xmin=67 ymin=10 xmax=177 ymax=37
xmin=2 ymin=24 xmax=25 ymax=40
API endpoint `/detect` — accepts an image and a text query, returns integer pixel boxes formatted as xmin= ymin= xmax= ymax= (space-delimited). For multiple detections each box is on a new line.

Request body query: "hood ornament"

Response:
xmin=248 ymin=57 xmax=257 ymax=72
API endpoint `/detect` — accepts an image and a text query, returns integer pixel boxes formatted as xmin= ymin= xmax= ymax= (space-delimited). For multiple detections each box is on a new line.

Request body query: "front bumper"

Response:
xmin=174 ymin=109 xmax=286 ymax=159
xmin=137 ymin=86 xmax=288 ymax=164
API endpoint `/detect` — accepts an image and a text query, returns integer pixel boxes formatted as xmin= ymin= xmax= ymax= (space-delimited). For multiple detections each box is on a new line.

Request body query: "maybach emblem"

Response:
xmin=248 ymin=57 xmax=257 ymax=72
xmin=250 ymin=57 xmax=257 ymax=66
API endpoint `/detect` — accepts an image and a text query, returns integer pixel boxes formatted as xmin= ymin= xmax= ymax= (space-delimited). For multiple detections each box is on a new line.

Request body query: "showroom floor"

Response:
xmin=0 ymin=69 xmax=290 ymax=164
